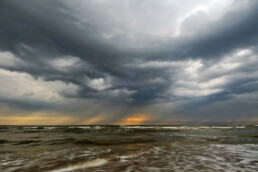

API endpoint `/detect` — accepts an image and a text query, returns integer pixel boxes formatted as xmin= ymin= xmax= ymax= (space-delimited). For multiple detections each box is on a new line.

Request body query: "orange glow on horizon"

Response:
xmin=0 ymin=114 xmax=79 ymax=125
xmin=0 ymin=111 xmax=108 ymax=125
xmin=114 ymin=114 xmax=153 ymax=125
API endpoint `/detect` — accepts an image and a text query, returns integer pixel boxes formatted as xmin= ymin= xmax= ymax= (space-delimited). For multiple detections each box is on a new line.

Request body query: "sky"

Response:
xmin=0 ymin=0 xmax=258 ymax=125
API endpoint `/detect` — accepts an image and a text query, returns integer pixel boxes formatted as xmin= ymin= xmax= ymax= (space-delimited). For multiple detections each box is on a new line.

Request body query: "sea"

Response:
xmin=0 ymin=125 xmax=257 ymax=172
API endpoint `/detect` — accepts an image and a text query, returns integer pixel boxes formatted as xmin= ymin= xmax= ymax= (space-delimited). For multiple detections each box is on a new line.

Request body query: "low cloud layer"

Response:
xmin=0 ymin=0 xmax=257 ymax=124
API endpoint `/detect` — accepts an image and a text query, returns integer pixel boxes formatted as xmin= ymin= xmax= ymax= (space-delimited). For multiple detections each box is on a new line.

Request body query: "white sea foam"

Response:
xmin=162 ymin=126 xmax=183 ymax=129
xmin=68 ymin=126 xmax=91 ymax=129
xmin=123 ymin=126 xmax=155 ymax=129
xmin=162 ymin=126 xmax=201 ymax=130
xmin=49 ymin=158 xmax=108 ymax=172
xmin=92 ymin=126 xmax=102 ymax=129
xmin=44 ymin=127 xmax=57 ymax=130
xmin=123 ymin=126 xmax=200 ymax=130
xmin=23 ymin=126 xmax=38 ymax=129
xmin=234 ymin=125 xmax=245 ymax=128
xmin=0 ymin=160 xmax=23 ymax=166
xmin=211 ymin=126 xmax=233 ymax=129
xmin=121 ymin=125 xmax=245 ymax=130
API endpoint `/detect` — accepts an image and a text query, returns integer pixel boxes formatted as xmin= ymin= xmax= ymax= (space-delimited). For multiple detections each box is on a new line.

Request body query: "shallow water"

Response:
xmin=0 ymin=125 xmax=258 ymax=172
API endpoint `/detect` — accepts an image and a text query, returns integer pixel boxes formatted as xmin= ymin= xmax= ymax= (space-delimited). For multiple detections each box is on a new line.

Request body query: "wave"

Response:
xmin=0 ymin=139 xmax=9 ymax=144
xmin=48 ymin=138 xmax=75 ymax=145
xmin=121 ymin=125 xmax=248 ymax=131
xmin=48 ymin=146 xmax=153 ymax=172
xmin=13 ymin=140 xmax=41 ymax=145
xmin=74 ymin=138 xmax=155 ymax=145
xmin=49 ymin=158 xmax=108 ymax=172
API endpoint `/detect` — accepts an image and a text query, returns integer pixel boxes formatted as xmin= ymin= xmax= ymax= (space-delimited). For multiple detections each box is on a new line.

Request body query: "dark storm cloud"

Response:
xmin=0 ymin=0 xmax=129 ymax=100
xmin=0 ymin=0 xmax=173 ymax=105
xmin=0 ymin=0 xmax=257 ymax=121
xmin=0 ymin=0 xmax=127 ymax=76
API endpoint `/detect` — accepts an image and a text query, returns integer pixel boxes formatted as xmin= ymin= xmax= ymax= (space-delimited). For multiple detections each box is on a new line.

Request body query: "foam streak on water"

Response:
xmin=0 ymin=125 xmax=257 ymax=172
xmin=49 ymin=158 xmax=108 ymax=172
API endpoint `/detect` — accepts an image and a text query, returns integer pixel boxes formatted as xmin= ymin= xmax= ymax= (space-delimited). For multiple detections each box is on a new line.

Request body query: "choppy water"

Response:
xmin=0 ymin=125 xmax=258 ymax=172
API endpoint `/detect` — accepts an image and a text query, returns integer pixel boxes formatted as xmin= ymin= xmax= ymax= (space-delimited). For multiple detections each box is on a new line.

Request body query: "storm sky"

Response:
xmin=0 ymin=0 xmax=258 ymax=125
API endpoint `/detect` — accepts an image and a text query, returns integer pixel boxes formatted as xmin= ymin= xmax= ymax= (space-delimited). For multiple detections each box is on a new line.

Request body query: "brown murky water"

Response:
xmin=0 ymin=125 xmax=258 ymax=172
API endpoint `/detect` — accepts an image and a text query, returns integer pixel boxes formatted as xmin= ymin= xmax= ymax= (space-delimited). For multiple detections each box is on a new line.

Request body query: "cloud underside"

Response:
xmin=0 ymin=0 xmax=258 ymax=124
